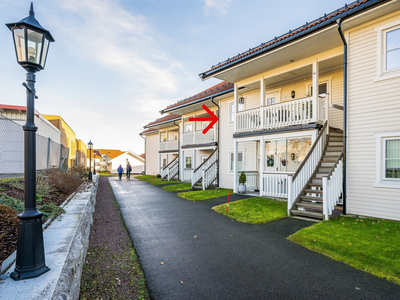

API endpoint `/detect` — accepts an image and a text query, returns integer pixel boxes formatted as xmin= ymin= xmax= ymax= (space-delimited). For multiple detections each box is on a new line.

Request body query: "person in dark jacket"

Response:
xmin=126 ymin=162 xmax=132 ymax=179
xmin=117 ymin=165 xmax=123 ymax=180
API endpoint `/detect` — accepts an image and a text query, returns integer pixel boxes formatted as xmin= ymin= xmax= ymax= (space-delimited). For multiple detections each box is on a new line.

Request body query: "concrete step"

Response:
xmin=323 ymin=156 xmax=339 ymax=161
xmin=321 ymin=161 xmax=336 ymax=167
xmin=324 ymin=151 xmax=342 ymax=156
xmin=328 ymin=142 xmax=343 ymax=146
xmin=291 ymin=209 xmax=324 ymax=220
xmin=326 ymin=146 xmax=343 ymax=151
xmin=329 ymin=132 xmax=343 ymax=137
xmin=317 ymin=167 xmax=331 ymax=173
xmin=315 ymin=172 xmax=330 ymax=178
xmin=304 ymin=189 xmax=323 ymax=195
xmin=308 ymin=183 xmax=323 ymax=188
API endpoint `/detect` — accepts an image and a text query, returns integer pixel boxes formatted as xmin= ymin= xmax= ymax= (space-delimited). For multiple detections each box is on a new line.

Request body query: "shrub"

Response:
xmin=239 ymin=171 xmax=247 ymax=184
xmin=36 ymin=176 xmax=56 ymax=199
xmin=38 ymin=202 xmax=65 ymax=221
xmin=47 ymin=168 xmax=84 ymax=195
xmin=156 ymin=174 xmax=161 ymax=179
xmin=0 ymin=194 xmax=24 ymax=213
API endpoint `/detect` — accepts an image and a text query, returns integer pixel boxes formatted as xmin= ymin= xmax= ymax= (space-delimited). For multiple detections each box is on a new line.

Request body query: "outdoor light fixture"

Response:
xmin=291 ymin=90 xmax=295 ymax=99
xmin=88 ymin=140 xmax=93 ymax=181
xmin=238 ymin=97 xmax=245 ymax=104
xmin=291 ymin=153 xmax=296 ymax=161
xmin=6 ymin=2 xmax=54 ymax=281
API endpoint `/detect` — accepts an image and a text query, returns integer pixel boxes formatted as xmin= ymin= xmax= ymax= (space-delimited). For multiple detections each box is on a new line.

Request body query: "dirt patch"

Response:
xmin=79 ymin=177 xmax=150 ymax=300
xmin=0 ymin=204 xmax=19 ymax=264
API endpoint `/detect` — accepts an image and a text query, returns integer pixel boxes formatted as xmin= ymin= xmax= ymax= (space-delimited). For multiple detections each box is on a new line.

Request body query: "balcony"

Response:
xmin=236 ymin=96 xmax=326 ymax=133
xmin=182 ymin=130 xmax=216 ymax=146
xmin=160 ymin=140 xmax=178 ymax=151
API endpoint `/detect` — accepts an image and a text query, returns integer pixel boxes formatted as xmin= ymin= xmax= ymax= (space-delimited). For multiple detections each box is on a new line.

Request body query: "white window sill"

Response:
xmin=374 ymin=72 xmax=400 ymax=82
xmin=374 ymin=181 xmax=400 ymax=189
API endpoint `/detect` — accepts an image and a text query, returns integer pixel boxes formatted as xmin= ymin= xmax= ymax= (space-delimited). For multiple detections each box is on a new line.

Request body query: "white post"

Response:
xmin=181 ymin=150 xmax=185 ymax=181
xmin=234 ymin=84 xmax=238 ymax=133
xmin=202 ymin=169 xmax=206 ymax=190
xmin=322 ymin=176 xmax=328 ymax=221
xmin=233 ymin=138 xmax=238 ymax=193
xmin=312 ymin=58 xmax=319 ymax=121
xmin=260 ymin=78 xmax=265 ymax=129
xmin=259 ymin=138 xmax=265 ymax=196
xmin=287 ymin=175 xmax=293 ymax=215
xmin=214 ymin=110 xmax=217 ymax=142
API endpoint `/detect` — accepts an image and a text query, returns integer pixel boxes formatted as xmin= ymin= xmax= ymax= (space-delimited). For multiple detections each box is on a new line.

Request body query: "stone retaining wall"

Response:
xmin=0 ymin=175 xmax=99 ymax=300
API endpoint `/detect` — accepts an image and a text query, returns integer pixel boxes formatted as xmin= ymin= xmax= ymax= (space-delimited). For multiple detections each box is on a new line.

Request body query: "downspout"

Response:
xmin=337 ymin=18 xmax=347 ymax=215
xmin=173 ymin=120 xmax=180 ymax=179
xmin=140 ymin=133 xmax=146 ymax=174
xmin=211 ymin=97 xmax=220 ymax=187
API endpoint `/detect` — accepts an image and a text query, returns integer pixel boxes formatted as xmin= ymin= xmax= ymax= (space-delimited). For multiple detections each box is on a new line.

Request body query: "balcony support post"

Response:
xmin=233 ymin=138 xmax=238 ymax=193
xmin=234 ymin=84 xmax=238 ymax=133
xmin=312 ymin=59 xmax=319 ymax=121
xmin=260 ymin=78 xmax=265 ymax=129
xmin=259 ymin=137 xmax=265 ymax=196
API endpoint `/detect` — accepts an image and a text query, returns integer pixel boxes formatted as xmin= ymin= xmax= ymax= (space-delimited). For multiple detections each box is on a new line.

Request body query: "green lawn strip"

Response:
xmin=177 ymin=189 xmax=232 ymax=201
xmin=288 ymin=216 xmax=400 ymax=284
xmin=212 ymin=197 xmax=287 ymax=224
xmin=98 ymin=171 xmax=118 ymax=177
xmin=162 ymin=183 xmax=192 ymax=191
xmin=136 ymin=175 xmax=156 ymax=180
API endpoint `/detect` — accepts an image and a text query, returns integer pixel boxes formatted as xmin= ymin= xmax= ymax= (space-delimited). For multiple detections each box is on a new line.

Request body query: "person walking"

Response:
xmin=117 ymin=164 xmax=123 ymax=180
xmin=126 ymin=162 xmax=132 ymax=179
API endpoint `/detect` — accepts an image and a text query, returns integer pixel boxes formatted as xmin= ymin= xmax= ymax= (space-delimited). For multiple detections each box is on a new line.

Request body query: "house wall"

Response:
xmin=347 ymin=11 xmax=400 ymax=221
xmin=145 ymin=133 xmax=159 ymax=175
xmin=110 ymin=153 xmax=144 ymax=174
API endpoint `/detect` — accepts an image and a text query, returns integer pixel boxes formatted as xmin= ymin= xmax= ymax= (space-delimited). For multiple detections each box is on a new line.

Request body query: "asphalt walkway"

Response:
xmin=110 ymin=177 xmax=400 ymax=300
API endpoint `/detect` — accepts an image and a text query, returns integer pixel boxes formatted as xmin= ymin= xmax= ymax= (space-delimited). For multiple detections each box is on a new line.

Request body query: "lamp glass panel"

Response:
xmin=27 ymin=29 xmax=43 ymax=64
xmin=40 ymin=37 xmax=49 ymax=68
xmin=13 ymin=28 xmax=26 ymax=62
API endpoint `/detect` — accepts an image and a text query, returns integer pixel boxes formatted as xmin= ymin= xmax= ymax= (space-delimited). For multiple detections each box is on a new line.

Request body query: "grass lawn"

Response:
xmin=177 ymin=189 xmax=232 ymax=201
xmin=212 ymin=197 xmax=287 ymax=224
xmin=98 ymin=171 xmax=118 ymax=177
xmin=162 ymin=183 xmax=192 ymax=191
xmin=135 ymin=175 xmax=155 ymax=180
xmin=288 ymin=216 xmax=400 ymax=284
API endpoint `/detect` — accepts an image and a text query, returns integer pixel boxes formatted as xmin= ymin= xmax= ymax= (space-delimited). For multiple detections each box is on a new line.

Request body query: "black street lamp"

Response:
xmin=93 ymin=151 xmax=96 ymax=175
xmin=6 ymin=3 xmax=54 ymax=280
xmin=88 ymin=140 xmax=93 ymax=181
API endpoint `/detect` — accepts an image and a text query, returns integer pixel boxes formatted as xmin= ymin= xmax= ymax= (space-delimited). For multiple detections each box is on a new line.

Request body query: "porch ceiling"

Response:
xmin=212 ymin=25 xmax=343 ymax=83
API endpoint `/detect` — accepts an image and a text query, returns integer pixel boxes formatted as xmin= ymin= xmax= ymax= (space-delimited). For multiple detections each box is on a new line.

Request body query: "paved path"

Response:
xmin=110 ymin=177 xmax=400 ymax=300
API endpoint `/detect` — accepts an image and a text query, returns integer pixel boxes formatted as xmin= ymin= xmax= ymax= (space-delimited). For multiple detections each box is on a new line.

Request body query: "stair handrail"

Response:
xmin=288 ymin=121 xmax=328 ymax=214
xmin=326 ymin=153 xmax=343 ymax=180
xmin=193 ymin=148 xmax=218 ymax=173
xmin=292 ymin=121 xmax=328 ymax=181
xmin=322 ymin=159 xmax=343 ymax=220
xmin=162 ymin=155 xmax=179 ymax=171
xmin=167 ymin=158 xmax=179 ymax=181
xmin=202 ymin=159 xmax=219 ymax=190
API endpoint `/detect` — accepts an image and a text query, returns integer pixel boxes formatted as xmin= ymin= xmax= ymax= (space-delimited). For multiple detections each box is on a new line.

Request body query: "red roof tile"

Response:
xmin=201 ymin=0 xmax=369 ymax=77
xmin=144 ymin=114 xmax=181 ymax=127
xmin=162 ymin=81 xmax=233 ymax=112
xmin=141 ymin=128 xmax=159 ymax=135
xmin=0 ymin=104 xmax=27 ymax=111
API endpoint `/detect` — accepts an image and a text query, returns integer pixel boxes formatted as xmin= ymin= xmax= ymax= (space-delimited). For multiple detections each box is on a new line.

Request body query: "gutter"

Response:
xmin=161 ymin=88 xmax=234 ymax=114
xmin=337 ymin=19 xmax=348 ymax=215
xmin=199 ymin=0 xmax=387 ymax=80
xmin=211 ymin=97 xmax=220 ymax=187
xmin=173 ymin=120 xmax=180 ymax=180
xmin=145 ymin=117 xmax=181 ymax=129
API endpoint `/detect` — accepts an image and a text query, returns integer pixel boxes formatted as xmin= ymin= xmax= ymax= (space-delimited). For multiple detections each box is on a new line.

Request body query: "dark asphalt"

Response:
xmin=109 ymin=177 xmax=400 ymax=300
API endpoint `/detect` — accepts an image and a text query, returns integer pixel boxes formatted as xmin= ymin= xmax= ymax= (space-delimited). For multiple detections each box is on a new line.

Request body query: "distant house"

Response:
xmin=109 ymin=151 xmax=145 ymax=174
xmin=43 ymin=115 xmax=77 ymax=168
xmin=139 ymin=128 xmax=159 ymax=175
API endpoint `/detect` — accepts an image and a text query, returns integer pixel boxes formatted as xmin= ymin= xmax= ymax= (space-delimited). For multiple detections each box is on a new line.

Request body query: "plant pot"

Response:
xmin=238 ymin=183 xmax=246 ymax=194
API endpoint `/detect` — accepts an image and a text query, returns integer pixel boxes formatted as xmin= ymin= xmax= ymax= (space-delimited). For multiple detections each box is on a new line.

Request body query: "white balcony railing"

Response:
xmin=236 ymin=96 xmax=326 ymax=133
xmin=237 ymin=171 xmax=258 ymax=191
xmin=160 ymin=140 xmax=178 ymax=151
xmin=182 ymin=130 xmax=216 ymax=146
xmin=263 ymin=174 xmax=288 ymax=198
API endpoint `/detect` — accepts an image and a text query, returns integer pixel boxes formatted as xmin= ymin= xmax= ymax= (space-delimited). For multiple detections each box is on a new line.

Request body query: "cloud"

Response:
xmin=202 ymin=0 xmax=232 ymax=15
xmin=47 ymin=0 xmax=182 ymax=93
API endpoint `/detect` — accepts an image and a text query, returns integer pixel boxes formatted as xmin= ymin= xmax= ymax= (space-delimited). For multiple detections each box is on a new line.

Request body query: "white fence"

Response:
xmin=236 ymin=96 xmax=326 ymax=133
xmin=263 ymin=174 xmax=288 ymax=198
xmin=192 ymin=149 xmax=218 ymax=187
xmin=323 ymin=159 xmax=343 ymax=220
xmin=237 ymin=171 xmax=258 ymax=191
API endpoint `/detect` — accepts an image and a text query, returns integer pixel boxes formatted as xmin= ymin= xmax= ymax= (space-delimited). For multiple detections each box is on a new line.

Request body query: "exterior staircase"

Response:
xmin=290 ymin=127 xmax=343 ymax=221
xmin=161 ymin=155 xmax=179 ymax=181
xmin=191 ymin=148 xmax=218 ymax=190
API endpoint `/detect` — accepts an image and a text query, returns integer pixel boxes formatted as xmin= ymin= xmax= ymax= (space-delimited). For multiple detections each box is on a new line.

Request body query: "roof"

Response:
xmin=144 ymin=114 xmax=181 ymax=128
xmin=0 ymin=104 xmax=27 ymax=111
xmin=161 ymin=81 xmax=234 ymax=113
xmin=97 ymin=149 xmax=125 ymax=159
xmin=140 ymin=153 xmax=145 ymax=159
xmin=140 ymin=128 xmax=159 ymax=135
xmin=108 ymin=150 xmax=145 ymax=163
xmin=86 ymin=149 xmax=102 ymax=157
xmin=199 ymin=0 xmax=384 ymax=79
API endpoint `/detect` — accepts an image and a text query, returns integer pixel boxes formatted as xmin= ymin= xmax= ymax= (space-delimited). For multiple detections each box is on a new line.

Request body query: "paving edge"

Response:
xmin=0 ymin=174 xmax=99 ymax=300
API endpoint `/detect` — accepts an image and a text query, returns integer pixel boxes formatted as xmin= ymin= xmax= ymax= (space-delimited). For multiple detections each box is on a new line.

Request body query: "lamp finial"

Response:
xmin=29 ymin=2 xmax=34 ymax=16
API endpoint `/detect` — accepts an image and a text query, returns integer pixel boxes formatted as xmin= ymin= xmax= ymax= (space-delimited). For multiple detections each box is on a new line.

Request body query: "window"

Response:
xmin=160 ymin=134 xmax=166 ymax=142
xmin=229 ymin=151 xmax=244 ymax=172
xmin=185 ymin=123 xmax=192 ymax=133
xmin=375 ymin=131 xmax=400 ymax=187
xmin=309 ymin=83 xmax=327 ymax=96
xmin=185 ymin=156 xmax=192 ymax=169
xmin=229 ymin=102 xmax=235 ymax=124
xmin=174 ymin=133 xmax=178 ymax=140
xmin=376 ymin=23 xmax=400 ymax=80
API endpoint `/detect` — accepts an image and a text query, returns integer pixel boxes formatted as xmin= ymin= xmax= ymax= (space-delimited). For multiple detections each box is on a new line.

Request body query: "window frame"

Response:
xmin=228 ymin=150 xmax=244 ymax=173
xmin=374 ymin=131 xmax=400 ymax=188
xmin=184 ymin=155 xmax=192 ymax=169
xmin=375 ymin=21 xmax=400 ymax=81
xmin=228 ymin=102 xmax=235 ymax=125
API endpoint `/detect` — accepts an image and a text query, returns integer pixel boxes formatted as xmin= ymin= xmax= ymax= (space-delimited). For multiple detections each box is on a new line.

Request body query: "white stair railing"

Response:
xmin=322 ymin=158 xmax=343 ymax=220
xmin=167 ymin=158 xmax=179 ymax=181
xmin=202 ymin=160 xmax=218 ymax=190
xmin=161 ymin=155 xmax=179 ymax=181
xmin=287 ymin=121 xmax=328 ymax=214
xmin=192 ymin=148 xmax=218 ymax=188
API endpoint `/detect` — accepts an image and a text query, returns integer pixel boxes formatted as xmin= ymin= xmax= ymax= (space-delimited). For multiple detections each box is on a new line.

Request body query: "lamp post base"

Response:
xmin=10 ymin=211 xmax=50 ymax=281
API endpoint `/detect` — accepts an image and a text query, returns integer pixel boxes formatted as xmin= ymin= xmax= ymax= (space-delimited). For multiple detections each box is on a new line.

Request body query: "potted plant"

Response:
xmin=238 ymin=171 xmax=247 ymax=194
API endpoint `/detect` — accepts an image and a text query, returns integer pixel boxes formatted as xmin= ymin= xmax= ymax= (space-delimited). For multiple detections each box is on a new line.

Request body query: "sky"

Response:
xmin=0 ymin=0 xmax=349 ymax=154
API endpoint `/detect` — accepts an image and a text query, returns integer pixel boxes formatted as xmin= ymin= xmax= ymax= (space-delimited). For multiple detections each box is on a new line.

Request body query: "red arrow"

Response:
xmin=188 ymin=104 xmax=219 ymax=134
